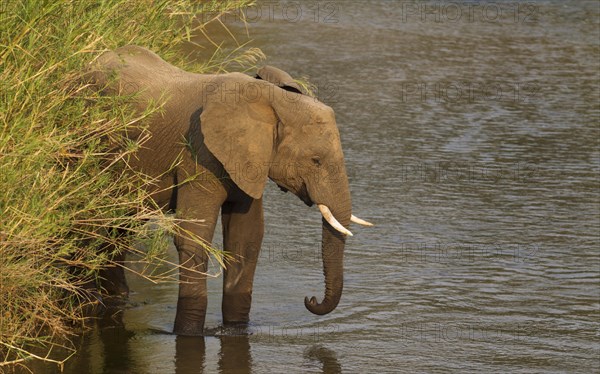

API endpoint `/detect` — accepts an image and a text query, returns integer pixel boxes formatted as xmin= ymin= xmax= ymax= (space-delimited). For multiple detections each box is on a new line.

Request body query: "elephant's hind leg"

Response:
xmin=99 ymin=250 xmax=129 ymax=298
xmin=99 ymin=228 xmax=130 ymax=299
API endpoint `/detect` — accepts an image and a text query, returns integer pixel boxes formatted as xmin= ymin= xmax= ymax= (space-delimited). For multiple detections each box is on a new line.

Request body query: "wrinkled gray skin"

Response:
xmin=86 ymin=45 xmax=352 ymax=335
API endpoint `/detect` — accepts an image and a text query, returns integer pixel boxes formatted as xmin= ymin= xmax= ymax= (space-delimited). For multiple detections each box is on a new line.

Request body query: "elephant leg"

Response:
xmin=173 ymin=183 xmax=223 ymax=336
xmin=221 ymin=197 xmax=264 ymax=324
xmin=99 ymin=228 xmax=129 ymax=299
xmin=99 ymin=248 xmax=129 ymax=298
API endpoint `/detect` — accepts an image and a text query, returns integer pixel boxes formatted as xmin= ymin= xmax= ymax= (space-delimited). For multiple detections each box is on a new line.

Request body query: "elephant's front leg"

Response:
xmin=221 ymin=197 xmax=264 ymax=324
xmin=173 ymin=183 xmax=223 ymax=336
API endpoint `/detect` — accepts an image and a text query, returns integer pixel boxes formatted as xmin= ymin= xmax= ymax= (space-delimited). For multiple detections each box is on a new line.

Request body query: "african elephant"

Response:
xmin=86 ymin=45 xmax=371 ymax=335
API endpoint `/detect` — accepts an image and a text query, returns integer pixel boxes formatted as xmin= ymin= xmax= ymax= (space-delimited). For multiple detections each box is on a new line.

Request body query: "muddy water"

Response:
xmin=39 ymin=1 xmax=599 ymax=373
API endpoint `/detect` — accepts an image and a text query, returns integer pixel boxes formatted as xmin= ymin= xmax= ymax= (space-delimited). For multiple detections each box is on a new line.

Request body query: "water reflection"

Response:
xmin=304 ymin=345 xmax=342 ymax=374
xmin=217 ymin=336 xmax=252 ymax=374
xmin=178 ymin=333 xmax=344 ymax=374
xmin=61 ymin=317 xmax=343 ymax=374
xmin=175 ymin=336 xmax=206 ymax=374
xmin=96 ymin=310 xmax=135 ymax=373
xmin=59 ymin=308 xmax=137 ymax=374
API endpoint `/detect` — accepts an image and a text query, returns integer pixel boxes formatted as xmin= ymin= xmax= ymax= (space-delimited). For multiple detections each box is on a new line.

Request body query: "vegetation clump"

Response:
xmin=0 ymin=0 xmax=262 ymax=368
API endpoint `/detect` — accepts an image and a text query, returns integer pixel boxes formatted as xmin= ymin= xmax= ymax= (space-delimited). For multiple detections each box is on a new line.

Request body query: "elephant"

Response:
xmin=85 ymin=45 xmax=371 ymax=335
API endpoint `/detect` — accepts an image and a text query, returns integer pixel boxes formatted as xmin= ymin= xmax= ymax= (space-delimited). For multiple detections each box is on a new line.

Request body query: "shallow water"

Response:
xmin=35 ymin=1 xmax=599 ymax=373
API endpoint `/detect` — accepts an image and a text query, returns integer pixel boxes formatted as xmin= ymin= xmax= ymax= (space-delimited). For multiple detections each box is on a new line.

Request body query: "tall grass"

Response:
xmin=0 ymin=0 xmax=263 ymax=368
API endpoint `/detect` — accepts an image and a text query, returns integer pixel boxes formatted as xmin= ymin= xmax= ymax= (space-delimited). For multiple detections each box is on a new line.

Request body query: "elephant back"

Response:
xmin=85 ymin=45 xmax=191 ymax=101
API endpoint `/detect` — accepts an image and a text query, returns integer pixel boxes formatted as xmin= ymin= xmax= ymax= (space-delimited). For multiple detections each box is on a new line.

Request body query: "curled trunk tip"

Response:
xmin=304 ymin=295 xmax=340 ymax=315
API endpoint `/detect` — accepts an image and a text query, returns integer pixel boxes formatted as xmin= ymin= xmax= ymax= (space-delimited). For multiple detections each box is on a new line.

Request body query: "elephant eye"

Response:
xmin=311 ymin=156 xmax=322 ymax=166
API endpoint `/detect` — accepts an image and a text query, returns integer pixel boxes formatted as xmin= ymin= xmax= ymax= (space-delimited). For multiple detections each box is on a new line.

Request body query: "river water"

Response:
xmin=36 ymin=1 xmax=599 ymax=373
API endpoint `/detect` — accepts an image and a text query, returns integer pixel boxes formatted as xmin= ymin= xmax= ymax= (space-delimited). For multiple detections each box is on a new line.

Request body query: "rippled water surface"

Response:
xmin=37 ymin=1 xmax=599 ymax=373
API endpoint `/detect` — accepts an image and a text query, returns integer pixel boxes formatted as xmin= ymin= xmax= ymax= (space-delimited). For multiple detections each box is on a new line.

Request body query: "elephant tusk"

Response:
xmin=351 ymin=215 xmax=374 ymax=226
xmin=318 ymin=204 xmax=353 ymax=236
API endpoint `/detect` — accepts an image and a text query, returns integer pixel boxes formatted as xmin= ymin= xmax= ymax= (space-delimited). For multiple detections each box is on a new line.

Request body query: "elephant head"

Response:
xmin=200 ymin=73 xmax=370 ymax=315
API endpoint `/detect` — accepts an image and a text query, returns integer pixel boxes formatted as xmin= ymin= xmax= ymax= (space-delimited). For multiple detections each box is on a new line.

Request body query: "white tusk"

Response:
xmin=318 ymin=204 xmax=353 ymax=236
xmin=351 ymin=215 xmax=374 ymax=227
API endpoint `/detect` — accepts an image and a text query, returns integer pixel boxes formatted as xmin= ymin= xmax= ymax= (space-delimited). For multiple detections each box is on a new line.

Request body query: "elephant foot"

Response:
xmin=174 ymin=299 xmax=206 ymax=336
xmin=222 ymin=293 xmax=251 ymax=325
xmin=100 ymin=266 xmax=130 ymax=298
xmin=173 ymin=319 xmax=206 ymax=336
xmin=79 ymin=286 xmax=106 ymax=318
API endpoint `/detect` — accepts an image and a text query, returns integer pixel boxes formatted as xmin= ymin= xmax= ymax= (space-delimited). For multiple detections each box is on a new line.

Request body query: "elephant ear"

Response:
xmin=256 ymin=65 xmax=304 ymax=94
xmin=200 ymin=75 xmax=277 ymax=199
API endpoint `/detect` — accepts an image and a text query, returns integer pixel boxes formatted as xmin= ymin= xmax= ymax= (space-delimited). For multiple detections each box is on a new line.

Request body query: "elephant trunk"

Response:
xmin=304 ymin=184 xmax=351 ymax=315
